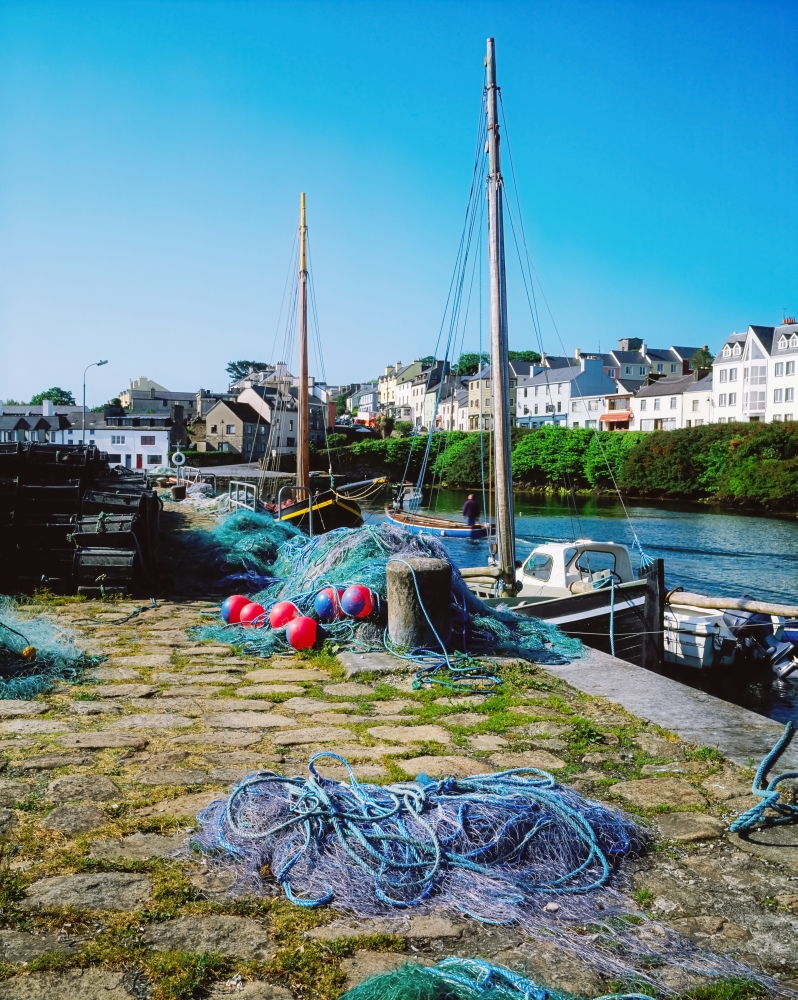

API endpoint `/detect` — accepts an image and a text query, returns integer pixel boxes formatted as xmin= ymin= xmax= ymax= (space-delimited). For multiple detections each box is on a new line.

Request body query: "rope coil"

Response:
xmin=730 ymin=722 xmax=798 ymax=833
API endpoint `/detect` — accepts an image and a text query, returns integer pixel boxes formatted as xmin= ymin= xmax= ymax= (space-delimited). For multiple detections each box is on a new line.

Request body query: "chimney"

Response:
xmin=396 ymin=360 xmax=402 ymax=370
xmin=385 ymin=365 xmax=394 ymax=376
xmin=640 ymin=342 xmax=647 ymax=356
xmin=574 ymin=347 xmax=581 ymax=359
xmin=41 ymin=399 xmax=54 ymax=416
xmin=540 ymin=351 xmax=547 ymax=365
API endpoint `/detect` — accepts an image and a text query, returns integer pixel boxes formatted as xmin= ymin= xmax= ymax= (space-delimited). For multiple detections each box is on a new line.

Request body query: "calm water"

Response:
xmin=364 ymin=490 xmax=798 ymax=724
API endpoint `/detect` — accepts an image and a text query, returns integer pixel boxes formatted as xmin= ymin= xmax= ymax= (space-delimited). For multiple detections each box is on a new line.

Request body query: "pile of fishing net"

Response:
xmin=188 ymin=514 xmax=581 ymax=665
xmin=341 ymin=958 xmax=650 ymax=1000
xmin=193 ymin=754 xmax=767 ymax=989
xmin=0 ymin=599 xmax=99 ymax=699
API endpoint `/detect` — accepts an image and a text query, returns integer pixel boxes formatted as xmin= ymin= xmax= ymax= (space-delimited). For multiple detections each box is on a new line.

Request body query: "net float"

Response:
xmin=269 ymin=601 xmax=300 ymax=629
xmin=221 ymin=595 xmax=251 ymax=625
xmin=239 ymin=602 xmax=267 ymax=627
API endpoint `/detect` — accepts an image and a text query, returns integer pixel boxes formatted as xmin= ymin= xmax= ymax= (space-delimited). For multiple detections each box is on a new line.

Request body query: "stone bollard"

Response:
xmin=386 ymin=557 xmax=451 ymax=649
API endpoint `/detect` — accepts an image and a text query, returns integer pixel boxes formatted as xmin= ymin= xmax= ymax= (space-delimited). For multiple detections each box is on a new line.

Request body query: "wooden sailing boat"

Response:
xmin=274 ymin=194 xmax=367 ymax=534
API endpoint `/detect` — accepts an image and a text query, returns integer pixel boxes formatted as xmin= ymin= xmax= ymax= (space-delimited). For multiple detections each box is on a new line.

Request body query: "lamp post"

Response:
xmin=82 ymin=360 xmax=108 ymax=444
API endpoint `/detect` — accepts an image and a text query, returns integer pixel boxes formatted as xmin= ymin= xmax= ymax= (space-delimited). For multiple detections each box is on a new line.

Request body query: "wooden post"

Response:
xmin=296 ymin=193 xmax=310 ymax=493
xmin=485 ymin=38 xmax=516 ymax=596
xmin=638 ymin=558 xmax=665 ymax=669
xmin=386 ymin=557 xmax=452 ymax=649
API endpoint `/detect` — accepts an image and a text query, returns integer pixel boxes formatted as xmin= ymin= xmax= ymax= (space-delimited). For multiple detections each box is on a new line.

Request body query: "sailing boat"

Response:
xmin=271 ymin=194 xmax=381 ymax=534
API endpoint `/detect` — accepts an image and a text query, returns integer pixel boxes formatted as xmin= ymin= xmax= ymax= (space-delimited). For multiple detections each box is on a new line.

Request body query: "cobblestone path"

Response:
xmin=0 ymin=596 xmax=796 ymax=999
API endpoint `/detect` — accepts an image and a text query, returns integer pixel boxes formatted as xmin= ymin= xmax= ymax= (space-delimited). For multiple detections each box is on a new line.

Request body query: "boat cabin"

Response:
xmin=517 ymin=540 xmax=634 ymax=598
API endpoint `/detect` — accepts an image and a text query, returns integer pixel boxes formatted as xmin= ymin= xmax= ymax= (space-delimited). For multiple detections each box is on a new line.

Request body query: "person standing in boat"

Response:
xmin=462 ymin=494 xmax=480 ymax=527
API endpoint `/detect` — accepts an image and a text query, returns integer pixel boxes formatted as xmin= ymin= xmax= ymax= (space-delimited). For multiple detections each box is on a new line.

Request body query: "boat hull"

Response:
xmin=384 ymin=507 xmax=491 ymax=539
xmin=279 ymin=490 xmax=363 ymax=534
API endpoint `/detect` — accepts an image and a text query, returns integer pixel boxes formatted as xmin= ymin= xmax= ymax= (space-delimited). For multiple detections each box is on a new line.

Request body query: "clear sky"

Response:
xmin=1 ymin=0 xmax=796 ymax=405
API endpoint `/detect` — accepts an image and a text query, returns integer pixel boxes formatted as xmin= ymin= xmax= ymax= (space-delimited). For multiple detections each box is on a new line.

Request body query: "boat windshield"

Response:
xmin=524 ymin=553 xmax=553 ymax=581
xmin=575 ymin=549 xmax=616 ymax=579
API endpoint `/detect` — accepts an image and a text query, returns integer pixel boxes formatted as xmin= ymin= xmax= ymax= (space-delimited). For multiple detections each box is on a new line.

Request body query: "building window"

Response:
xmin=773 ymin=414 xmax=782 ymax=421
xmin=733 ymin=344 xmax=741 ymax=355
xmin=608 ymin=368 xmax=616 ymax=377
xmin=534 ymin=405 xmax=538 ymax=415
xmin=146 ymin=454 xmax=162 ymax=465
xmin=787 ymin=361 xmax=796 ymax=376
xmin=140 ymin=435 xmax=155 ymax=446
xmin=692 ymin=399 xmax=699 ymax=411
xmin=111 ymin=435 xmax=126 ymax=444
xmin=585 ymin=420 xmax=597 ymax=429
xmin=571 ymin=402 xmax=579 ymax=412
xmin=162 ymin=399 xmax=168 ymax=406
xmin=245 ymin=424 xmax=253 ymax=433
xmin=723 ymin=346 xmax=731 ymax=358
xmin=289 ymin=420 xmax=294 ymax=431
xmin=656 ymin=363 xmax=663 ymax=372
xmin=775 ymin=363 xmax=784 ymax=376
xmin=670 ymin=397 xmax=677 ymax=409
xmin=671 ymin=364 xmax=678 ymax=373
xmin=625 ymin=366 xmax=632 ymax=375
xmin=719 ymin=370 xmax=727 ymax=383
xmin=640 ymin=399 xmax=646 ymax=411
xmin=718 ymin=417 xmax=726 ymax=423
xmin=719 ymin=394 xmax=727 ymax=406
xmin=557 ymin=402 xmax=562 ymax=412
xmin=639 ymin=366 xmax=646 ymax=375
xmin=728 ymin=393 xmax=736 ymax=405
xmin=286 ymin=437 xmax=296 ymax=446
xmin=653 ymin=398 xmax=660 ymax=410
xmin=210 ymin=424 xmax=217 ymax=433
xmin=89 ymin=429 xmax=95 ymax=436
xmin=774 ymin=389 xmax=783 ymax=403
xmin=729 ymin=368 xmax=737 ymax=382
xmin=226 ymin=425 xmax=235 ymax=434
xmin=694 ymin=419 xmax=704 ymax=426
xmin=787 ymin=388 xmax=795 ymax=403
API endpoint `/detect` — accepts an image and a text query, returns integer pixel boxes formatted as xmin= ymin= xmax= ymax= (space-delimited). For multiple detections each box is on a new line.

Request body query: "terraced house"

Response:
xmin=713 ymin=321 xmax=798 ymax=424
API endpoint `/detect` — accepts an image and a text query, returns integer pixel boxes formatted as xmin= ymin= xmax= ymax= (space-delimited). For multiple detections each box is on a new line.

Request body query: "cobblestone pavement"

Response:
xmin=0 ymin=594 xmax=796 ymax=999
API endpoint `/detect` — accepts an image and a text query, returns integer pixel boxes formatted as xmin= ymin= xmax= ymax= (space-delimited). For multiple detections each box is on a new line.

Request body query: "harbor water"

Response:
xmin=365 ymin=490 xmax=798 ymax=726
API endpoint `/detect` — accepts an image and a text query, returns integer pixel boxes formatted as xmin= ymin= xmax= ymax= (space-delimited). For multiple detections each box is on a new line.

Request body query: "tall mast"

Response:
xmin=296 ymin=192 xmax=310 ymax=491
xmin=485 ymin=38 xmax=516 ymax=594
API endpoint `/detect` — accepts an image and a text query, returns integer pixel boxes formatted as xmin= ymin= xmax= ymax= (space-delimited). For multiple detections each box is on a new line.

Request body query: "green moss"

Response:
xmin=683 ymin=977 xmax=767 ymax=1000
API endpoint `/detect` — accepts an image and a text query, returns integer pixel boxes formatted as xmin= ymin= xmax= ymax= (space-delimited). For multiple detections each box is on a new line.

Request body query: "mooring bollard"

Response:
xmin=386 ymin=557 xmax=451 ymax=649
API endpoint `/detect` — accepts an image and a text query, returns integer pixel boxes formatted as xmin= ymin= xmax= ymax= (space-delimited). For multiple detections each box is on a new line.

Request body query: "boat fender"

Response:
xmin=239 ymin=602 xmax=267 ymax=628
xmin=221 ymin=595 xmax=251 ymax=625
xmin=341 ymin=585 xmax=375 ymax=619
xmin=270 ymin=602 xmax=300 ymax=629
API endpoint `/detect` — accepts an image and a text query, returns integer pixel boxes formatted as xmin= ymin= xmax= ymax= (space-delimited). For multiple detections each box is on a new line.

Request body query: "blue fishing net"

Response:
xmin=0 ymin=599 xmax=99 ymax=699
xmin=189 ymin=515 xmax=582 ymax=665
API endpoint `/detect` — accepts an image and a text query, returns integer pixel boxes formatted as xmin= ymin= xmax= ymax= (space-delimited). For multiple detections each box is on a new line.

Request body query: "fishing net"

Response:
xmin=341 ymin=958 xmax=651 ymax=1000
xmin=189 ymin=515 xmax=582 ymax=665
xmin=0 ymin=599 xmax=100 ymax=699
xmin=192 ymin=754 xmax=767 ymax=991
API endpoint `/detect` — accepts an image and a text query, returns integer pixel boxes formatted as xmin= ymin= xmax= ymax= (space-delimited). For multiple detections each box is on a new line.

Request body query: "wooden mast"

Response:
xmin=296 ymin=192 xmax=310 ymax=491
xmin=485 ymin=38 xmax=516 ymax=595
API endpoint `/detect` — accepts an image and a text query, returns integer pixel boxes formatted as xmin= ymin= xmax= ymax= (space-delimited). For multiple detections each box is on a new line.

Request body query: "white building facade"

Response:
xmin=713 ymin=322 xmax=798 ymax=424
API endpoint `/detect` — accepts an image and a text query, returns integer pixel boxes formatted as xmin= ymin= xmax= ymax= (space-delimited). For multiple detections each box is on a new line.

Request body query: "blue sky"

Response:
xmin=1 ymin=0 xmax=796 ymax=404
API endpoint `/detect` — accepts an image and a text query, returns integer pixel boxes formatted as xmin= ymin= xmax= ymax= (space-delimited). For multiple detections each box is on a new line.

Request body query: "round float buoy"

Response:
xmin=20 ymin=646 xmax=37 ymax=661
xmin=314 ymin=587 xmax=345 ymax=622
xmin=269 ymin=601 xmax=299 ymax=629
xmin=221 ymin=595 xmax=251 ymax=625
xmin=287 ymin=616 xmax=317 ymax=650
xmin=239 ymin=602 xmax=267 ymax=627
xmin=340 ymin=585 xmax=374 ymax=619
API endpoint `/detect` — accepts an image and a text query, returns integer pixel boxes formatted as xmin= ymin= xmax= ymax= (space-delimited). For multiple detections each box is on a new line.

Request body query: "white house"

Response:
xmin=515 ymin=356 xmax=619 ymax=429
xmin=72 ymin=411 xmax=170 ymax=469
xmin=630 ymin=372 xmax=712 ymax=431
xmin=713 ymin=322 xmax=798 ymax=424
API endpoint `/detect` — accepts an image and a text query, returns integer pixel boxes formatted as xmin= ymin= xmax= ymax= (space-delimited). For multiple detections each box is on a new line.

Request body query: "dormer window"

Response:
xmin=733 ymin=344 xmax=741 ymax=356
xmin=723 ymin=346 xmax=731 ymax=357
xmin=792 ymin=335 xmax=798 ymax=348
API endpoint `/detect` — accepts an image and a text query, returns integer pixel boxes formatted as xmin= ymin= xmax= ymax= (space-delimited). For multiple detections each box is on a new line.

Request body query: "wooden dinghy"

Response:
xmin=385 ymin=506 xmax=493 ymax=539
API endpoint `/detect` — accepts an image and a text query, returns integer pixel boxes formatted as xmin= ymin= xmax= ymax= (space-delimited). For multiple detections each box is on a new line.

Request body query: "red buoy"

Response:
xmin=221 ymin=594 xmax=251 ymax=625
xmin=314 ymin=587 xmax=345 ymax=622
xmin=287 ymin=615 xmax=317 ymax=650
xmin=269 ymin=601 xmax=300 ymax=629
xmin=239 ymin=602 xmax=267 ymax=627
xmin=340 ymin=585 xmax=374 ymax=619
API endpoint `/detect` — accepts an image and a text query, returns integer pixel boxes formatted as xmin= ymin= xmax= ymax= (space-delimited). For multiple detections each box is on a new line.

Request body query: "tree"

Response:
xmin=375 ymin=414 xmax=395 ymax=439
xmin=335 ymin=393 xmax=348 ymax=417
xmin=226 ymin=360 xmax=269 ymax=381
xmin=689 ymin=346 xmax=714 ymax=370
xmin=508 ymin=350 xmax=541 ymax=364
xmin=420 ymin=355 xmax=437 ymax=367
xmin=393 ymin=420 xmax=413 ymax=437
xmin=452 ymin=352 xmax=489 ymax=376
xmin=29 ymin=387 xmax=76 ymax=406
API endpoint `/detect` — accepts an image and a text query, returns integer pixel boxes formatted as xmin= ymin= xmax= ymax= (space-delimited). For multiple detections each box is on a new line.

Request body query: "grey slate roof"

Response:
xmin=684 ymin=374 xmax=713 ymax=393
xmin=634 ymin=374 xmax=699 ymax=398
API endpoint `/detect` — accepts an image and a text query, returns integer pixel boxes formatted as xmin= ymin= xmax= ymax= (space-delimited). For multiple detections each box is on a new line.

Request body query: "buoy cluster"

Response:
xmin=220 ymin=585 xmax=377 ymax=651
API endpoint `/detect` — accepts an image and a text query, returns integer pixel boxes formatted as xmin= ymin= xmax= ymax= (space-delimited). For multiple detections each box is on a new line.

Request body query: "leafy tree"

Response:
xmin=325 ymin=432 xmax=348 ymax=448
xmin=393 ymin=420 xmax=413 ymax=437
xmin=2 ymin=398 xmax=23 ymax=405
xmin=226 ymin=360 xmax=269 ymax=381
xmin=375 ymin=414 xmax=395 ymax=439
xmin=29 ymin=387 xmax=76 ymax=406
xmin=335 ymin=393 xmax=348 ymax=417
xmin=583 ymin=432 xmax=644 ymax=489
xmin=508 ymin=350 xmax=542 ymax=364
xmin=453 ymin=352 xmax=489 ymax=376
xmin=420 ymin=355 xmax=437 ymax=367
xmin=689 ymin=346 xmax=714 ymax=370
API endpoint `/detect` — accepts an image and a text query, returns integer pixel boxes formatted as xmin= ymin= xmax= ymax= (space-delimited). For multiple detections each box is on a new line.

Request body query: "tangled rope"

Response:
xmin=730 ymin=722 xmax=798 ymax=833
xmin=194 ymin=753 xmax=643 ymax=917
xmin=341 ymin=958 xmax=652 ymax=1000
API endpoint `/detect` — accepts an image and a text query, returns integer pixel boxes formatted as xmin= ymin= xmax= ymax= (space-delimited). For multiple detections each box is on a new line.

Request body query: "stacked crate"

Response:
xmin=0 ymin=443 xmax=160 ymax=595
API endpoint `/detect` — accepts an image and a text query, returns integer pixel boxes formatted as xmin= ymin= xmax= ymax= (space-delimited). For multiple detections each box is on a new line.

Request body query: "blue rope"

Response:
xmin=730 ymin=722 xmax=798 ymax=833
xmin=202 ymin=754 xmax=640 ymax=914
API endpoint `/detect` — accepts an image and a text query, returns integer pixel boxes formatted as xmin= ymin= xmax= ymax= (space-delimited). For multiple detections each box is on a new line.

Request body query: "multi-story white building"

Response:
xmin=630 ymin=372 xmax=713 ymax=431
xmin=713 ymin=322 xmax=798 ymax=424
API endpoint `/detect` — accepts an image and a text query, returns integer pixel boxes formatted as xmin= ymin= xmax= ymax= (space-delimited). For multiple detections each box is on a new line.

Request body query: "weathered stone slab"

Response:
xmin=208 ymin=983 xmax=292 ymax=1000
xmin=434 ymin=694 xmax=487 ymax=707
xmin=184 ymin=662 xmax=246 ymax=674
xmin=506 ymin=705 xmax=567 ymax=718
xmin=168 ymin=732 xmax=262 ymax=748
xmin=656 ymin=813 xmax=726 ymax=842
xmin=489 ymin=751 xmax=568 ymax=770
xmin=135 ymin=791 xmax=221 ymax=818
xmin=0 ymin=780 xmax=34 ymax=807
xmin=109 ymin=655 xmax=172 ymax=668
xmin=272 ymin=727 xmax=356 ymax=746
xmin=154 ymin=673 xmax=241 ymax=685
xmin=440 ymin=712 xmax=485 ymax=727
xmin=86 ymin=667 xmax=142 ymax=682
xmin=94 ymin=684 xmax=160 ymax=698
xmin=468 ymin=734 xmax=508 ymax=751
xmin=610 ymin=777 xmax=705 ymax=809
xmin=509 ymin=722 xmax=571 ymax=737
xmin=203 ymin=752 xmax=273 ymax=766
xmin=340 ymin=951 xmax=431 ymax=987
xmin=728 ymin=823 xmax=798 ymax=872
xmin=108 ymin=714 xmax=194 ymax=730
xmin=337 ymin=651 xmax=410 ymax=677
xmin=282 ymin=697 xmax=357 ymax=713
xmin=701 ymin=770 xmax=753 ymax=801
xmin=0 ymin=969 xmax=131 ymax=1000
xmin=0 ymin=807 xmax=16 ymax=835
xmin=46 ymin=775 xmax=120 ymax=802
xmin=135 ymin=770 xmax=208 ymax=785
xmin=0 ymin=739 xmax=35 ymax=750
xmin=0 ymin=700 xmax=49 ymax=717
xmin=209 ymin=766 xmax=257 ymax=784
xmin=20 ymin=753 xmax=94 ymax=770
xmin=399 ymin=755 xmax=488 ymax=778
xmin=203 ymin=712 xmax=298 ymax=729
xmin=244 ymin=668 xmax=326 ymax=682
xmin=22 ymin=872 xmax=152 ymax=911
xmin=324 ymin=682 xmax=374 ymax=696
xmin=194 ymin=699 xmax=275 ymax=712
xmin=128 ymin=697 xmax=200 ymax=713
xmin=366 ymin=725 xmax=451 ymax=744
xmin=306 ymin=914 xmax=462 ymax=941
xmin=182 ymin=645 xmax=233 ymax=656
xmin=67 ymin=701 xmax=123 ymax=715
xmin=59 ymin=732 xmax=148 ymax=749
xmin=237 ymin=684 xmax=304 ymax=695
xmin=0 ymin=719 xmax=73 ymax=734
xmin=142 ymin=915 xmax=276 ymax=959
xmin=41 ymin=804 xmax=108 ymax=834
xmin=90 ymin=832 xmax=187 ymax=860
xmin=0 ymin=928 xmax=75 ymax=962
xmin=162 ymin=685 xmax=224 ymax=697
xmin=633 ymin=732 xmax=682 ymax=757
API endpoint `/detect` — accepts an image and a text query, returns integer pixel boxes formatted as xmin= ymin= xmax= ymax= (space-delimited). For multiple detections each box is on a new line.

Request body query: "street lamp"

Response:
xmin=82 ymin=360 xmax=108 ymax=444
